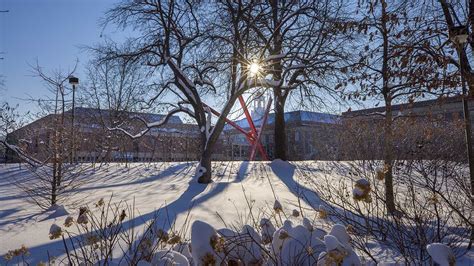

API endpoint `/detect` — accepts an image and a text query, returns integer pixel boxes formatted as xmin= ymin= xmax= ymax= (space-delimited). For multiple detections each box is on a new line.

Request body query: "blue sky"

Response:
xmin=0 ymin=0 xmax=121 ymax=115
xmin=0 ymin=0 xmax=354 ymax=120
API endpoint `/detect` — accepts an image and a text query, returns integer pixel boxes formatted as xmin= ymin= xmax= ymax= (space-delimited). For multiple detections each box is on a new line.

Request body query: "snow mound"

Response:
xmin=260 ymin=218 xmax=276 ymax=244
xmin=225 ymin=225 xmax=263 ymax=264
xmin=427 ymin=243 xmax=455 ymax=266
xmin=151 ymin=250 xmax=190 ymax=266
xmin=280 ymin=225 xmax=325 ymax=265
xmin=190 ymin=220 xmax=223 ymax=265
xmin=45 ymin=204 xmax=70 ymax=219
xmin=329 ymin=224 xmax=351 ymax=248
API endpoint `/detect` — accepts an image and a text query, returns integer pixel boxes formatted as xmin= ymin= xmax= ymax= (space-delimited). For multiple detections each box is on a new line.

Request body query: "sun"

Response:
xmin=249 ymin=62 xmax=261 ymax=77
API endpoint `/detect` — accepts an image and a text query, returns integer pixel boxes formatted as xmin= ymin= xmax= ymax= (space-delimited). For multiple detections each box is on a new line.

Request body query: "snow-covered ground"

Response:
xmin=0 ymin=161 xmax=472 ymax=265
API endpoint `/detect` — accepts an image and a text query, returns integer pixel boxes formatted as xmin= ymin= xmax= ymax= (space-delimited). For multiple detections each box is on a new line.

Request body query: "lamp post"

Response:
xmin=69 ymin=75 xmax=79 ymax=163
xmin=451 ymin=25 xmax=474 ymax=247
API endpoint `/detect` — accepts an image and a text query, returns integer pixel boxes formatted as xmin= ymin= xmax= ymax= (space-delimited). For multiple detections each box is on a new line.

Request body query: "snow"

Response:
xmin=259 ymin=218 xmax=276 ymax=244
xmin=190 ymin=220 xmax=222 ymax=265
xmin=329 ymin=224 xmax=351 ymax=248
xmin=44 ymin=204 xmax=70 ymax=220
xmin=151 ymin=249 xmax=190 ymax=265
xmin=352 ymin=187 xmax=365 ymax=197
xmin=0 ymin=161 xmax=472 ymax=265
xmin=263 ymin=53 xmax=287 ymax=62
xmin=427 ymin=243 xmax=456 ymax=266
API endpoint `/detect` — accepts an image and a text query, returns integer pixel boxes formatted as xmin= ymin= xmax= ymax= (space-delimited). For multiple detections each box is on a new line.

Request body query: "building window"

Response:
xmin=295 ymin=131 xmax=300 ymax=142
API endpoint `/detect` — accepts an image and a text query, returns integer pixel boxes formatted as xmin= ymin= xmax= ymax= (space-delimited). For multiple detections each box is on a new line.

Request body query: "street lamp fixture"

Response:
xmin=451 ymin=25 xmax=474 ymax=246
xmin=68 ymin=75 xmax=79 ymax=163
xmin=69 ymin=76 xmax=79 ymax=86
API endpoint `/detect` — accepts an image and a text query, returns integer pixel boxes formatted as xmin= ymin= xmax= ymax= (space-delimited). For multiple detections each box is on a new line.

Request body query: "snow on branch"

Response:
xmin=263 ymin=53 xmax=287 ymax=62
xmin=108 ymin=105 xmax=195 ymax=139
xmin=0 ymin=140 xmax=47 ymax=167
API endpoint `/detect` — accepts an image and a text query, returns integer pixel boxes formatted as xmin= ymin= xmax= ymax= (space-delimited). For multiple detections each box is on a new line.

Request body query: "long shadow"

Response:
xmin=269 ymin=160 xmax=323 ymax=209
xmin=0 ymin=208 xmax=21 ymax=221
xmin=71 ymin=163 xmax=190 ymax=193
xmin=270 ymin=160 xmax=471 ymax=262
xmin=11 ymin=161 xmax=250 ymax=265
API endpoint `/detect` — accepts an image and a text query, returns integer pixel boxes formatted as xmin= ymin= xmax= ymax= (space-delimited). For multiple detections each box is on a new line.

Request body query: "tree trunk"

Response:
xmin=270 ymin=0 xmax=287 ymax=161
xmin=383 ymin=100 xmax=396 ymax=214
xmin=197 ymin=149 xmax=212 ymax=184
xmin=274 ymin=92 xmax=287 ymax=160
xmin=51 ymin=164 xmax=57 ymax=206
xmin=381 ymin=0 xmax=396 ymax=214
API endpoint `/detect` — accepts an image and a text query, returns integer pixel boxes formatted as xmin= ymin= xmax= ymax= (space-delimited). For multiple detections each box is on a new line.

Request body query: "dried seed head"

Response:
xmin=64 ymin=216 xmax=74 ymax=227
xmin=3 ymin=251 xmax=14 ymax=261
xmin=119 ymin=209 xmax=126 ymax=222
xmin=49 ymin=224 xmax=63 ymax=240
xmin=168 ymin=234 xmax=182 ymax=245
xmin=156 ymin=229 xmax=169 ymax=242
xmin=210 ymin=234 xmax=225 ymax=252
xmin=77 ymin=213 xmax=89 ymax=225
xmin=318 ymin=208 xmax=328 ymax=219
xmin=201 ymin=252 xmax=216 ymax=265
xmin=292 ymin=209 xmax=300 ymax=217
xmin=327 ymin=249 xmax=347 ymax=264
xmin=96 ymin=198 xmax=104 ymax=207
xmin=273 ymin=200 xmax=283 ymax=213
xmin=278 ymin=229 xmax=289 ymax=240
xmin=79 ymin=206 xmax=88 ymax=216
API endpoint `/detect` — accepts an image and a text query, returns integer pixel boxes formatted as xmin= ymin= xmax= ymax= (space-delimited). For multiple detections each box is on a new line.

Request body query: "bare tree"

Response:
xmin=345 ymin=0 xmax=456 ymax=214
xmin=1 ymin=62 xmax=88 ymax=209
xmin=241 ymin=0 xmax=352 ymax=160
xmin=99 ymin=1 xmax=267 ymax=183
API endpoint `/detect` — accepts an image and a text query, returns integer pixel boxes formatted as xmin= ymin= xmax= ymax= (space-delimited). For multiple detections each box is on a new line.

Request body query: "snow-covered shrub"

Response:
xmin=45 ymin=196 xmax=191 ymax=265
xmin=259 ymin=218 xmax=276 ymax=244
xmin=306 ymin=160 xmax=470 ymax=264
xmin=278 ymin=225 xmax=325 ymax=265
xmin=352 ymin=178 xmax=371 ymax=202
xmin=426 ymin=243 xmax=455 ymax=266
xmin=220 ymin=224 xmax=264 ymax=264
xmin=190 ymin=220 xmax=224 ymax=265
xmin=150 ymin=249 xmax=189 ymax=265
xmin=49 ymin=223 xmax=63 ymax=240
xmin=3 ymin=245 xmax=30 ymax=265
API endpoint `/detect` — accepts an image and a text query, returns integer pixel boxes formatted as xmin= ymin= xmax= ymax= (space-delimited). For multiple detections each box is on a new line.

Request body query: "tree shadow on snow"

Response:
xmin=269 ymin=159 xmax=324 ymax=209
xmin=15 ymin=161 xmax=250 ymax=265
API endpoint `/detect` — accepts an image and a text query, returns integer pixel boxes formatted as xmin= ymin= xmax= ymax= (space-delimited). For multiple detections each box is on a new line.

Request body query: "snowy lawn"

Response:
xmin=0 ymin=161 xmax=472 ymax=265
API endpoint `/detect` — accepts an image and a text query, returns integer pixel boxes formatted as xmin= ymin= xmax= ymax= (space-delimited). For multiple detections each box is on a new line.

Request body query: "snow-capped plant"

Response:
xmin=426 ymin=243 xmax=455 ymax=266
xmin=259 ymin=218 xmax=276 ymax=245
xmin=150 ymin=250 xmax=190 ymax=266
xmin=273 ymin=199 xmax=283 ymax=213
xmin=190 ymin=220 xmax=224 ymax=265
xmin=279 ymin=225 xmax=325 ymax=265
xmin=311 ymin=159 xmax=470 ymax=264
xmin=224 ymin=225 xmax=264 ymax=264
xmin=352 ymin=178 xmax=371 ymax=202
xmin=49 ymin=224 xmax=63 ymax=240
xmin=292 ymin=209 xmax=300 ymax=217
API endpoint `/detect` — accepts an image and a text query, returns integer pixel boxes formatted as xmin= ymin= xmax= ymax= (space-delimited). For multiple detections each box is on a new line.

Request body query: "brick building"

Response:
xmin=5 ymin=108 xmax=206 ymax=163
xmin=5 ymin=106 xmax=342 ymax=162
xmin=222 ymin=111 xmax=341 ymax=160
xmin=340 ymin=96 xmax=470 ymax=160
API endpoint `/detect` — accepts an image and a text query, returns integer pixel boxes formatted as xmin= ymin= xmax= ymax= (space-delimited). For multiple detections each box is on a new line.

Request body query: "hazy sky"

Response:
xmin=0 ymin=0 xmax=121 ymax=115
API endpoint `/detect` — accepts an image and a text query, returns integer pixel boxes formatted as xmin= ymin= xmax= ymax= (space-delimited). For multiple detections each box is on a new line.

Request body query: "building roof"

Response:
xmin=224 ymin=110 xmax=340 ymax=130
xmin=342 ymin=96 xmax=472 ymax=117
xmin=66 ymin=107 xmax=183 ymax=124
